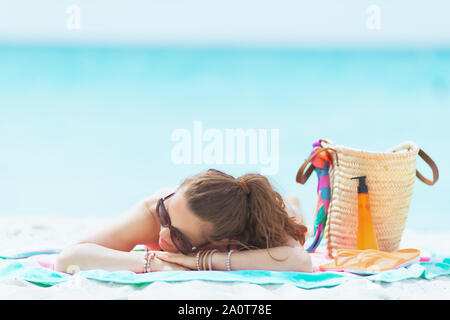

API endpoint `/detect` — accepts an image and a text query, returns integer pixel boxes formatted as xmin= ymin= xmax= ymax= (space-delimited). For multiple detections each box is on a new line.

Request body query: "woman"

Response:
xmin=55 ymin=169 xmax=312 ymax=274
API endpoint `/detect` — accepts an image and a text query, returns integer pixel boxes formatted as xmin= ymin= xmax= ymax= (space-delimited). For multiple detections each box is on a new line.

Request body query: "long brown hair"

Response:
xmin=177 ymin=169 xmax=307 ymax=252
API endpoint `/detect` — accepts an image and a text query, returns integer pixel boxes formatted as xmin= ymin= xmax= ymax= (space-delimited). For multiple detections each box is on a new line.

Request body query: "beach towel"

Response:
xmin=1 ymin=247 xmax=449 ymax=289
xmin=0 ymin=257 xmax=449 ymax=289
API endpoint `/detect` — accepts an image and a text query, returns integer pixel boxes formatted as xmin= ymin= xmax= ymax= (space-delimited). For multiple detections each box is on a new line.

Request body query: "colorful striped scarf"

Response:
xmin=306 ymin=140 xmax=332 ymax=253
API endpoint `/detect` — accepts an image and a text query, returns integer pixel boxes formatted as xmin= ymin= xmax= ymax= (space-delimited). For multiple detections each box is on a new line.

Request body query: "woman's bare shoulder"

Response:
xmin=72 ymin=185 xmax=179 ymax=251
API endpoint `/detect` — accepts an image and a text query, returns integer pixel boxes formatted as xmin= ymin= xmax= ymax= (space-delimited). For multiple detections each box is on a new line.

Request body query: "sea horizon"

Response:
xmin=1 ymin=43 xmax=448 ymax=232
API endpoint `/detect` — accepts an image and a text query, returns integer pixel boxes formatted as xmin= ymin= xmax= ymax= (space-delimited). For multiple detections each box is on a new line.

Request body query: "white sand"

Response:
xmin=0 ymin=215 xmax=449 ymax=300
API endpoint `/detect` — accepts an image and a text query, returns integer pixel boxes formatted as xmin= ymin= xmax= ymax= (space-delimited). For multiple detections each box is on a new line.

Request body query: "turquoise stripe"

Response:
xmin=0 ymin=260 xmax=448 ymax=289
xmin=0 ymin=249 xmax=61 ymax=260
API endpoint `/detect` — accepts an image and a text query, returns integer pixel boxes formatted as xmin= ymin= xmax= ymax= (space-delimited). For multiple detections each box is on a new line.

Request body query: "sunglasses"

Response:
xmin=156 ymin=192 xmax=209 ymax=255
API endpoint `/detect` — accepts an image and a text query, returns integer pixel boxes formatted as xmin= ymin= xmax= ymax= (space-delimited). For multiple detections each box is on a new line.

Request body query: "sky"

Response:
xmin=0 ymin=0 xmax=449 ymax=47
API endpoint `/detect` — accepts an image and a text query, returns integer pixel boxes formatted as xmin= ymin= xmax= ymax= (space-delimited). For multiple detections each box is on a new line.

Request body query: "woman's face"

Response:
xmin=158 ymin=188 xmax=213 ymax=253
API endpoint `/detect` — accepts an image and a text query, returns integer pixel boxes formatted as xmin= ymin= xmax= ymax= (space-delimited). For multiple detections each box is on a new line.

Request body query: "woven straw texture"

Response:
xmin=321 ymin=141 xmax=420 ymax=258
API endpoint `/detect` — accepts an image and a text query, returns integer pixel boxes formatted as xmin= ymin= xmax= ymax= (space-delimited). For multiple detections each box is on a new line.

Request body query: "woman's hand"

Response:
xmin=151 ymin=255 xmax=192 ymax=271
xmin=154 ymin=251 xmax=197 ymax=270
xmin=149 ymin=255 xmax=192 ymax=271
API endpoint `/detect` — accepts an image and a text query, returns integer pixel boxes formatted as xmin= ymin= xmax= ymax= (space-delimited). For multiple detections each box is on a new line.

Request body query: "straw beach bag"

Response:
xmin=296 ymin=139 xmax=439 ymax=258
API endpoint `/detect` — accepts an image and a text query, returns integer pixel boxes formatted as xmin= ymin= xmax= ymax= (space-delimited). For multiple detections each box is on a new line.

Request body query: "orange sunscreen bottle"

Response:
xmin=351 ymin=176 xmax=379 ymax=250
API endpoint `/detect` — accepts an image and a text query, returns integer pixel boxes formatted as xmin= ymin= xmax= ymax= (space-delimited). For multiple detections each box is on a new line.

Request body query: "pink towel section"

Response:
xmin=309 ymin=247 xmax=333 ymax=272
xmin=26 ymin=254 xmax=57 ymax=270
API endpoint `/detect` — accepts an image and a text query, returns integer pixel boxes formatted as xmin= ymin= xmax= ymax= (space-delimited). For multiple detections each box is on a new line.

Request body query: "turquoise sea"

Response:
xmin=0 ymin=45 xmax=449 ymax=232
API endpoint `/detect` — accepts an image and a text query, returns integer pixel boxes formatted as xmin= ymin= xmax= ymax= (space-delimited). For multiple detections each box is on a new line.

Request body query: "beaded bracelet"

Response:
xmin=196 ymin=250 xmax=217 ymax=271
xmin=143 ymin=248 xmax=150 ymax=273
xmin=226 ymin=249 xmax=234 ymax=271
xmin=143 ymin=248 xmax=155 ymax=273
xmin=196 ymin=251 xmax=200 ymax=270
xmin=147 ymin=252 xmax=155 ymax=273
xmin=196 ymin=250 xmax=205 ymax=271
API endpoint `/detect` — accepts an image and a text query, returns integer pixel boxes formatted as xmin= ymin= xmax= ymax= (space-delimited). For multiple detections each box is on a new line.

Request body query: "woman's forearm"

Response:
xmin=211 ymin=246 xmax=312 ymax=273
xmin=55 ymin=243 xmax=145 ymax=274
xmin=56 ymin=243 xmax=313 ymax=274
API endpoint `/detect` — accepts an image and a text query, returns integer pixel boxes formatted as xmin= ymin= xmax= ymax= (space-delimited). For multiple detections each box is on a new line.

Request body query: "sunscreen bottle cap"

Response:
xmin=351 ymin=176 xmax=368 ymax=194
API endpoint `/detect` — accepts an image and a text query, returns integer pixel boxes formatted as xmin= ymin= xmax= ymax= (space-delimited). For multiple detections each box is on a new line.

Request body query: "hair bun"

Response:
xmin=236 ymin=178 xmax=251 ymax=195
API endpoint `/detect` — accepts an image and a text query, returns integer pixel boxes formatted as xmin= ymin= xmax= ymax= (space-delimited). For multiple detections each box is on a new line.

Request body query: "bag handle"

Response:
xmin=296 ymin=147 xmax=339 ymax=184
xmin=298 ymin=143 xmax=438 ymax=186
xmin=416 ymin=149 xmax=439 ymax=186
